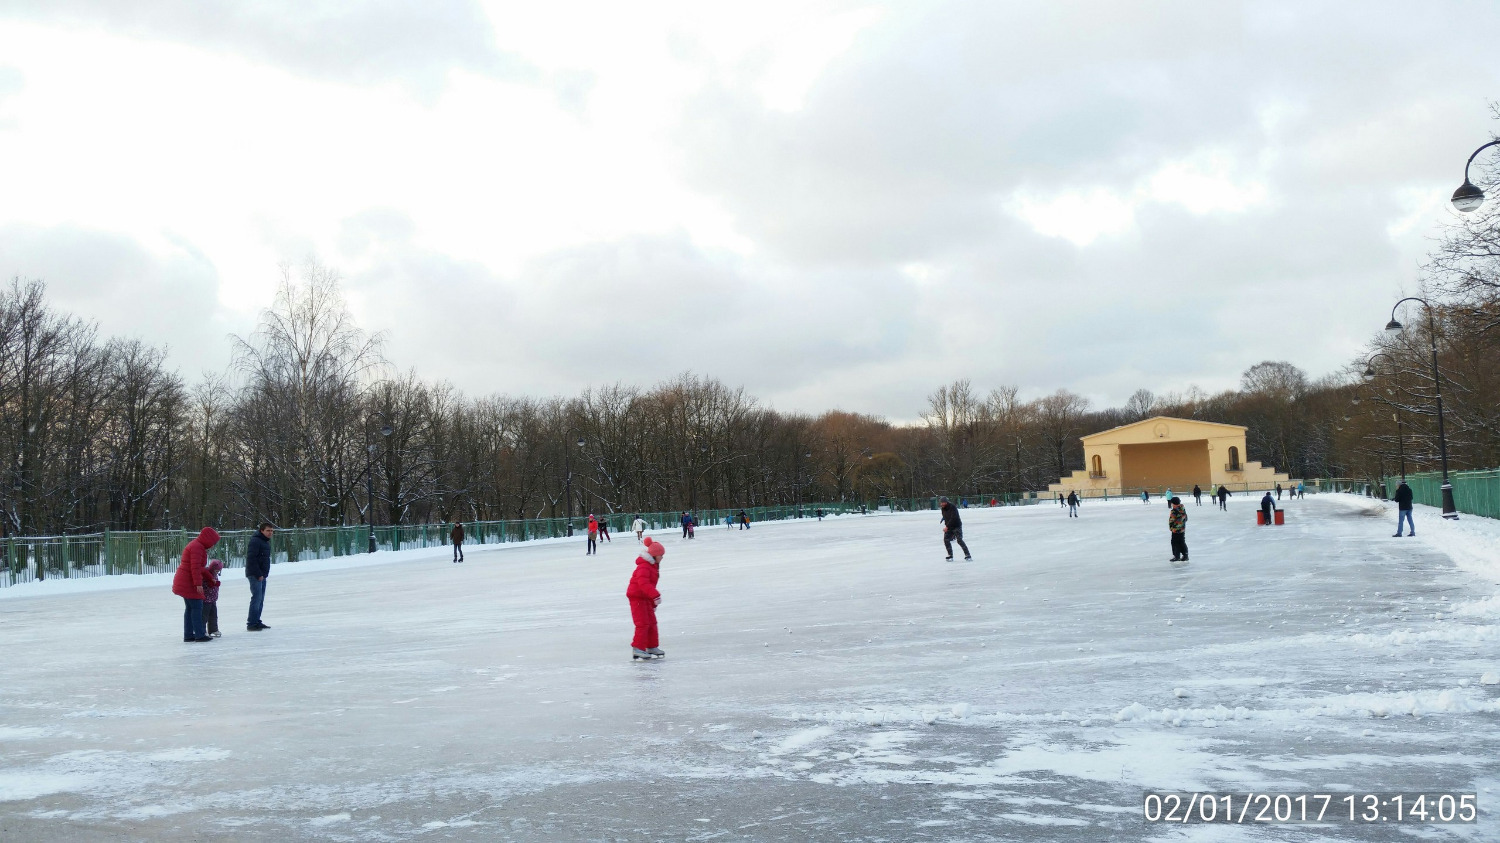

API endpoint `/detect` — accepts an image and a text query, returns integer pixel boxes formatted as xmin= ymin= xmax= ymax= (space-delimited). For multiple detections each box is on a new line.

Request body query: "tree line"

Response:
xmin=2 ymin=125 xmax=1495 ymax=536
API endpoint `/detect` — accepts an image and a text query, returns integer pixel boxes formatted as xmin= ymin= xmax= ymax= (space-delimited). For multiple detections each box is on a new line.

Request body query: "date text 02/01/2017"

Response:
xmin=1142 ymin=793 xmax=1477 ymax=824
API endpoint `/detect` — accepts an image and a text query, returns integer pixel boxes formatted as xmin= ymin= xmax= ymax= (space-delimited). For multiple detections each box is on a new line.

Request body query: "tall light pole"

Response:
xmin=364 ymin=412 xmax=393 ymax=553
xmin=1451 ymin=139 xmax=1498 ymax=213
xmin=1385 ymin=298 xmax=1457 ymax=519
xmin=564 ymin=431 xmax=585 ymax=534
xmin=1362 ymin=353 xmax=1406 ymax=481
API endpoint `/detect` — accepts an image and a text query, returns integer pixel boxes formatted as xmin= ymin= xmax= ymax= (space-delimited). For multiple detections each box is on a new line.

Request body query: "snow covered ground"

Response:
xmin=1 ymin=494 xmax=1498 ymax=841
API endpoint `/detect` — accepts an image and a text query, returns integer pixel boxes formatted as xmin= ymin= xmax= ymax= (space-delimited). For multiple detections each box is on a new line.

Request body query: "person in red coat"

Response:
xmin=626 ymin=540 xmax=664 ymax=659
xmin=172 ymin=527 xmax=220 ymax=642
xmin=586 ymin=515 xmax=599 ymax=556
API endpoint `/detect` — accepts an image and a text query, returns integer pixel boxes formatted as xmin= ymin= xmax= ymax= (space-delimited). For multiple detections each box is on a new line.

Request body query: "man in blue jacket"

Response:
xmin=246 ymin=522 xmax=274 ymax=630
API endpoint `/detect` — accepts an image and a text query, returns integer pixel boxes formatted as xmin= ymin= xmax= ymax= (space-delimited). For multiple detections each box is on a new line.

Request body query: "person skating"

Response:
xmin=598 ymin=518 xmax=611 ymax=542
xmin=451 ymin=521 xmax=465 ymax=563
xmin=1168 ymin=497 xmax=1188 ymax=561
xmin=816 ymin=508 xmax=824 ymax=521
xmin=626 ymin=540 xmax=666 ymax=659
xmin=246 ymin=523 xmax=273 ymax=631
xmin=1260 ymin=491 xmax=1276 ymax=526
xmin=1141 ymin=489 xmax=1150 ymax=504
xmin=173 ymin=527 xmax=220 ymax=642
xmin=1216 ymin=485 xmax=1229 ymax=511
xmin=680 ymin=511 xmax=692 ymax=539
xmin=739 ymin=510 xmax=751 ymax=530
xmin=1298 ymin=482 xmax=1305 ymax=499
xmin=939 ymin=496 xmax=971 ymax=561
xmin=1058 ymin=492 xmax=1065 ymax=507
xmin=1393 ymin=480 xmax=1415 ymax=537
xmin=1276 ymin=482 xmax=1283 ymax=500
xmin=203 ymin=559 xmax=224 ymax=637
xmin=632 ymin=515 xmax=646 ymax=541
xmin=1192 ymin=485 xmax=1202 ymax=506
xmin=587 ymin=515 xmax=599 ymax=555
xmin=686 ymin=513 xmax=695 ymax=539
xmin=1066 ymin=491 xmax=1080 ymax=518
xmin=1164 ymin=488 xmax=1174 ymax=509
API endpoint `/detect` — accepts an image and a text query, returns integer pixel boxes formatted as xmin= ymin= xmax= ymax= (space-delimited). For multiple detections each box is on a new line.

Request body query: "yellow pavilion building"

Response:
xmin=1047 ymin=416 xmax=1293 ymax=497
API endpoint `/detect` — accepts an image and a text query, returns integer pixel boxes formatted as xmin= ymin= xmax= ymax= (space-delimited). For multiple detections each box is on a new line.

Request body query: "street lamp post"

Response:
xmin=564 ymin=432 xmax=585 ymax=535
xmin=1362 ymin=353 xmax=1406 ymax=482
xmin=1451 ymin=139 xmax=1499 ymax=213
xmin=1384 ymin=298 xmax=1458 ymax=519
xmin=364 ymin=412 xmax=393 ymax=553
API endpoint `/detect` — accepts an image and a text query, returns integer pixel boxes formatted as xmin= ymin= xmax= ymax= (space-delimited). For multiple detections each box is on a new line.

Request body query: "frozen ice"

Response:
xmin=1 ymin=495 xmax=1498 ymax=840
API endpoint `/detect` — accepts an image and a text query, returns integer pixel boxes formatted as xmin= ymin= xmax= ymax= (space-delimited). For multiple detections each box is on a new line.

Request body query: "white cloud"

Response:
xmin=0 ymin=1 xmax=1496 ymax=416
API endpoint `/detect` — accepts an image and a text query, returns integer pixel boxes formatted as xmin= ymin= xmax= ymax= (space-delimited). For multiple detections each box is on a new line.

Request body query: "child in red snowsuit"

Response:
xmin=627 ymin=540 xmax=664 ymax=659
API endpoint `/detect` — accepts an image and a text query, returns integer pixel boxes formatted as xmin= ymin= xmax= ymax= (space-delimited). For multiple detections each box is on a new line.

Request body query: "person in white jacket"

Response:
xmin=632 ymin=516 xmax=646 ymax=541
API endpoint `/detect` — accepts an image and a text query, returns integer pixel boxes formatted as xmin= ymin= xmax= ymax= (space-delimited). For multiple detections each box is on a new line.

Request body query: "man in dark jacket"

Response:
xmin=1259 ymin=492 xmax=1276 ymax=526
xmin=939 ymin=496 xmax=971 ymax=561
xmin=1393 ymin=481 xmax=1415 ymax=537
xmin=1216 ymin=485 xmax=1229 ymax=511
xmin=451 ymin=522 xmax=465 ymax=563
xmin=246 ymin=523 xmax=273 ymax=630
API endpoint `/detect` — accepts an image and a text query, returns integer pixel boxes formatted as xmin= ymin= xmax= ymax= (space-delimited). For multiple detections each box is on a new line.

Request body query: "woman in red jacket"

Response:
xmin=172 ymin=527 xmax=220 ymax=642
xmin=627 ymin=540 xmax=665 ymax=659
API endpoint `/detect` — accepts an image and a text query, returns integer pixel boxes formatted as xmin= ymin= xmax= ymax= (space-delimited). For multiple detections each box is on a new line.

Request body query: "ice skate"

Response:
xmin=647 ymin=648 xmax=665 ymax=658
xmin=632 ymin=648 xmax=654 ymax=660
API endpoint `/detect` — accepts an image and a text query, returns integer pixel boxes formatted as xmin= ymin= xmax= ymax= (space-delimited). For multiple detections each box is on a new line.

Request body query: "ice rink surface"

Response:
xmin=2 ymin=494 xmax=1498 ymax=841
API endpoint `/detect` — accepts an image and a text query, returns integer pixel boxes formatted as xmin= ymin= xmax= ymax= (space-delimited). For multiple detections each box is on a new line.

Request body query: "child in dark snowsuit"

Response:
xmin=627 ymin=541 xmax=665 ymax=659
xmin=203 ymin=559 xmax=224 ymax=637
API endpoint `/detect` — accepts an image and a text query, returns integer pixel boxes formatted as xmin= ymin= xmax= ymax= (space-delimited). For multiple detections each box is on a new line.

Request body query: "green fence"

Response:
xmin=1384 ymin=469 xmax=1500 ymax=520
xmin=0 ymin=502 xmax=863 ymax=588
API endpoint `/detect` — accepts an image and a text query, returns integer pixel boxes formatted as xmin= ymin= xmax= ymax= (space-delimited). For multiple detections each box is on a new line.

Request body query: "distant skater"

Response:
xmin=1216 ymin=485 xmax=1229 ymax=511
xmin=939 ymin=496 xmax=971 ymax=561
xmin=681 ymin=511 xmax=693 ymax=539
xmin=599 ymin=518 xmax=611 ymax=542
xmin=1260 ymin=491 xmax=1276 ymax=526
xmin=451 ymin=521 xmax=465 ymax=563
xmin=1192 ymin=485 xmax=1202 ymax=506
xmin=1169 ymin=497 xmax=1188 ymax=561
xmin=587 ymin=515 xmax=599 ymax=555
xmin=627 ymin=540 xmax=666 ymax=660
xmin=1067 ymin=491 xmax=1079 ymax=518
xmin=1276 ymin=483 xmax=1283 ymax=500
xmin=1165 ymin=488 xmax=1174 ymax=509
xmin=632 ymin=515 xmax=646 ymax=541
xmin=1058 ymin=492 xmax=1065 ymax=507
xmin=739 ymin=510 xmax=750 ymax=530
xmin=1141 ymin=489 xmax=1150 ymax=504
xmin=1393 ymin=480 xmax=1415 ymax=537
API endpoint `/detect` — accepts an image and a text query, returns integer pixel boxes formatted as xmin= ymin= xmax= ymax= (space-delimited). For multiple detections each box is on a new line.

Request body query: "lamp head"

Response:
xmin=1384 ymin=318 xmax=1403 ymax=334
xmin=1452 ymin=179 xmax=1486 ymax=213
xmin=380 ymin=424 xmax=393 ymax=437
xmin=576 ymin=437 xmax=586 ymax=448
xmin=1351 ymin=395 xmax=1361 ymax=405
xmin=1362 ymin=365 xmax=1376 ymax=378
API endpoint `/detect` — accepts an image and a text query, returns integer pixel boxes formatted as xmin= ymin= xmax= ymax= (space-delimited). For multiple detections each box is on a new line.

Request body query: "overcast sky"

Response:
xmin=0 ymin=1 xmax=1496 ymax=420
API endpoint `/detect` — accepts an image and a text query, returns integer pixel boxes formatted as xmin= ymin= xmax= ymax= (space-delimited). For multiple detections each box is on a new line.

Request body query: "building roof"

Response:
xmin=1080 ymin=415 xmax=1247 ymax=443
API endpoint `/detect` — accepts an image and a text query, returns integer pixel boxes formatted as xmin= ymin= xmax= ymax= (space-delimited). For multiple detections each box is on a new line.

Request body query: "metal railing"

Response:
xmin=1385 ymin=469 xmax=1500 ymax=520
xmin=0 ymin=502 xmax=863 ymax=588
